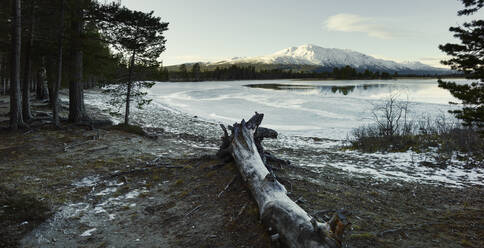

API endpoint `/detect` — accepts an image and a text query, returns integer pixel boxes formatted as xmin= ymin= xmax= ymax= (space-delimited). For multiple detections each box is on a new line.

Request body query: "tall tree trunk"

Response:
xmin=53 ymin=0 xmax=64 ymax=126
xmin=124 ymin=50 xmax=136 ymax=125
xmin=30 ymin=64 xmax=35 ymax=92
xmin=68 ymin=0 xmax=86 ymax=123
xmin=1 ymin=56 xmax=5 ymax=95
xmin=10 ymin=0 xmax=24 ymax=130
xmin=46 ymin=56 xmax=56 ymax=103
xmin=22 ymin=1 xmax=35 ymax=121
xmin=47 ymin=57 xmax=55 ymax=104
xmin=36 ymin=57 xmax=44 ymax=99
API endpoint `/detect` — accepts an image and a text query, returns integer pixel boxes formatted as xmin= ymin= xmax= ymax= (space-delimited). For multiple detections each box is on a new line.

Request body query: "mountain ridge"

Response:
xmin=173 ymin=44 xmax=451 ymax=75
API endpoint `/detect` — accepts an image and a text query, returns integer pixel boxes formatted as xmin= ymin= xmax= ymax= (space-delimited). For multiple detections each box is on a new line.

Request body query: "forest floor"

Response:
xmin=0 ymin=94 xmax=483 ymax=248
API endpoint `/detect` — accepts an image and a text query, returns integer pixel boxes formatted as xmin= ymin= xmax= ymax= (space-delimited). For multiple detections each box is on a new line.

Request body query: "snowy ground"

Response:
xmin=83 ymin=79 xmax=484 ymax=188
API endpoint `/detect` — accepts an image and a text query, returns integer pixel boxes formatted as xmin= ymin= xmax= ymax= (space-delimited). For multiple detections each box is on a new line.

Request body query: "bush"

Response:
xmin=348 ymin=93 xmax=484 ymax=168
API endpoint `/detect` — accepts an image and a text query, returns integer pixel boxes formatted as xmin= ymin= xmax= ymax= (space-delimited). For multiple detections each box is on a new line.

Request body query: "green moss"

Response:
xmin=460 ymin=239 xmax=473 ymax=247
xmin=178 ymin=191 xmax=189 ymax=198
xmin=352 ymin=224 xmax=361 ymax=231
xmin=206 ymin=171 xmax=217 ymax=178
xmin=350 ymin=232 xmax=377 ymax=240
xmin=97 ymin=241 xmax=108 ymax=248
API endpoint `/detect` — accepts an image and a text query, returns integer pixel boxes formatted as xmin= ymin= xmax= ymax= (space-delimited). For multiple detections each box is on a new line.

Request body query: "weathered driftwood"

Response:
xmin=218 ymin=113 xmax=348 ymax=248
xmin=217 ymin=118 xmax=289 ymax=172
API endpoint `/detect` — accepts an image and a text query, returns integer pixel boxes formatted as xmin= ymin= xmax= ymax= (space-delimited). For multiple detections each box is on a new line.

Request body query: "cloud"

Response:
xmin=325 ymin=14 xmax=396 ymax=39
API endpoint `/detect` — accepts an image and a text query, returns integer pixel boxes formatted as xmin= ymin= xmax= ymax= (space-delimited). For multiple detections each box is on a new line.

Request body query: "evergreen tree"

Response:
xmin=98 ymin=3 xmax=168 ymax=125
xmin=179 ymin=64 xmax=188 ymax=80
xmin=438 ymin=0 xmax=483 ymax=131
xmin=192 ymin=62 xmax=201 ymax=81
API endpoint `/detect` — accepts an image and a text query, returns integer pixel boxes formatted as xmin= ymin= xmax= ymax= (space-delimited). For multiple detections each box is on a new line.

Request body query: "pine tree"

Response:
xmin=179 ymin=64 xmax=188 ymax=80
xmin=438 ymin=0 xmax=483 ymax=132
xmin=192 ymin=63 xmax=201 ymax=81
xmin=98 ymin=3 xmax=168 ymax=125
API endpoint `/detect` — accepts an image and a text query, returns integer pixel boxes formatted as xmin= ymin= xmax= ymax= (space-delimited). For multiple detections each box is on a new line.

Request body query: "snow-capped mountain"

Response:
xmin=209 ymin=44 xmax=450 ymax=74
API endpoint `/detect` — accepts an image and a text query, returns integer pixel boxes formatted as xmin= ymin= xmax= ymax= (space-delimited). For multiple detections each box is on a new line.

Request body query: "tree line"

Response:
xmin=167 ymin=64 xmax=395 ymax=82
xmin=1 ymin=0 xmax=168 ymax=129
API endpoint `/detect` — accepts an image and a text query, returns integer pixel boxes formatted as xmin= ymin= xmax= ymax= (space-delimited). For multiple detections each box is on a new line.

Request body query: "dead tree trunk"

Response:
xmin=218 ymin=113 xmax=348 ymax=248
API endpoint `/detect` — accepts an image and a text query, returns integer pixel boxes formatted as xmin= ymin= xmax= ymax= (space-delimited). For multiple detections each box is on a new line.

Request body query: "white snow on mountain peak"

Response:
xmin=209 ymin=44 xmax=447 ymax=73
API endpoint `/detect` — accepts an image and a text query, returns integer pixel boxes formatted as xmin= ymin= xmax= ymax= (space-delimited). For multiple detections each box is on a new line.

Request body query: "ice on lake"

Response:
xmin=147 ymin=79 xmax=459 ymax=140
xmin=84 ymin=78 xmax=483 ymax=187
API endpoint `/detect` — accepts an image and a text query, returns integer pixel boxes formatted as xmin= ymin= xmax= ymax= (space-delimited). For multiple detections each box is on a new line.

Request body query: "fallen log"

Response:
xmin=218 ymin=113 xmax=348 ymax=248
xmin=217 ymin=118 xmax=289 ymax=171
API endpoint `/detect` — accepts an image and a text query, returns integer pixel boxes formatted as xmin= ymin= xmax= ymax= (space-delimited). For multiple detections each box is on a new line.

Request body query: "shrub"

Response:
xmin=348 ymin=94 xmax=484 ymax=168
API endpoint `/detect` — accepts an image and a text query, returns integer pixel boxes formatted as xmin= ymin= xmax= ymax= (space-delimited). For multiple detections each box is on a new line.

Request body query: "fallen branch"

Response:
xmin=217 ymin=112 xmax=349 ymax=248
xmin=237 ymin=203 xmax=248 ymax=217
xmin=185 ymin=205 xmax=201 ymax=217
xmin=217 ymin=175 xmax=237 ymax=198
xmin=87 ymin=146 xmax=109 ymax=153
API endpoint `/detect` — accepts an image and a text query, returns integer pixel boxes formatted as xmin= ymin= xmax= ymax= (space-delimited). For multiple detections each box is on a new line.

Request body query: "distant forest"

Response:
xmin=164 ymin=63 xmax=458 ymax=82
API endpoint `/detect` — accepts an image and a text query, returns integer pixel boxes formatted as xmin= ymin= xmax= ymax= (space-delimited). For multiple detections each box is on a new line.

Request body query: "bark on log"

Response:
xmin=218 ymin=113 xmax=348 ymax=248
xmin=217 ymin=120 xmax=289 ymax=170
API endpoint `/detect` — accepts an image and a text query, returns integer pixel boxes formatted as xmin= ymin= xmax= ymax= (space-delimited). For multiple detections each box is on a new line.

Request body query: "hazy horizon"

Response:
xmin=117 ymin=0 xmax=482 ymax=67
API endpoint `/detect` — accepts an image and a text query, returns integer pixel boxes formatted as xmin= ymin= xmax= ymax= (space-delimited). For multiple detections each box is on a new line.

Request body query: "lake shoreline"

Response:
xmin=1 ymin=93 xmax=483 ymax=247
xmin=162 ymin=75 xmax=465 ymax=83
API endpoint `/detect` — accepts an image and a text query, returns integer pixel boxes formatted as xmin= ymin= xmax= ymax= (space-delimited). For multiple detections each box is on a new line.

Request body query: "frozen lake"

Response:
xmin=147 ymin=78 xmax=460 ymax=140
xmin=84 ymin=78 xmax=483 ymax=187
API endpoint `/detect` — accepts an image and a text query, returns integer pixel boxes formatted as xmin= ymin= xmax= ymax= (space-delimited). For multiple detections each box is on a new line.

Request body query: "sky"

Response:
xmin=118 ymin=0 xmax=483 ymax=67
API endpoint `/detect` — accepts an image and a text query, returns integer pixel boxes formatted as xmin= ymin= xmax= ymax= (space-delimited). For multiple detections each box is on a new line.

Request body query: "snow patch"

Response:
xmin=73 ymin=176 xmax=100 ymax=187
xmin=80 ymin=228 xmax=97 ymax=237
